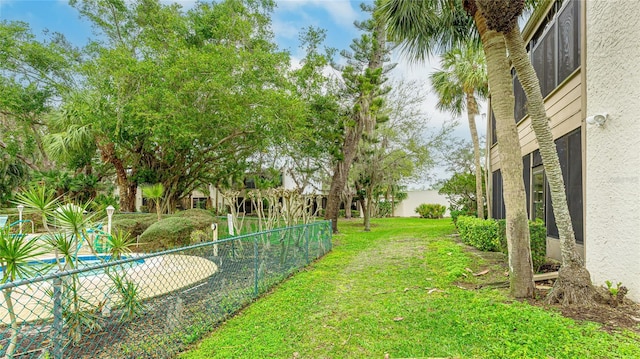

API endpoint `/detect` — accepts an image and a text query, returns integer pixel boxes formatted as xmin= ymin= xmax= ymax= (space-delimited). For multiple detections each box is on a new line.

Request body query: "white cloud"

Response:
xmin=272 ymin=18 xmax=301 ymax=41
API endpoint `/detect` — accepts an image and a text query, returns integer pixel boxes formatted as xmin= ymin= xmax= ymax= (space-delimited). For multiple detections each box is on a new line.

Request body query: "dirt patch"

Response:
xmin=455 ymin=239 xmax=640 ymax=334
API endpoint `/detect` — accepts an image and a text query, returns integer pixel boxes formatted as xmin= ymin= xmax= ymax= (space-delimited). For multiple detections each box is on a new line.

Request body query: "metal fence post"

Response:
xmin=52 ymin=278 xmax=64 ymax=359
xmin=253 ymin=235 xmax=259 ymax=297
xmin=305 ymin=225 xmax=310 ymax=264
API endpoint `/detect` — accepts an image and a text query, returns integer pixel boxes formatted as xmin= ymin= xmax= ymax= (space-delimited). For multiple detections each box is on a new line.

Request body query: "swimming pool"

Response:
xmin=3 ymin=255 xmax=146 ymax=280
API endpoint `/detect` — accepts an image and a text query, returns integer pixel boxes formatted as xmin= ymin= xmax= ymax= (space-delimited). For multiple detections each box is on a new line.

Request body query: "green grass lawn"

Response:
xmin=181 ymin=218 xmax=640 ymax=359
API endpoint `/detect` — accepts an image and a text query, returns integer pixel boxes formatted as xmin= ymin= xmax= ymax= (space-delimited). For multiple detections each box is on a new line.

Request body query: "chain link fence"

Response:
xmin=0 ymin=221 xmax=332 ymax=358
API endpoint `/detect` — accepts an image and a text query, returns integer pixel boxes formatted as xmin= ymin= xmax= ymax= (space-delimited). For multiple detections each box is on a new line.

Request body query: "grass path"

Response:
xmin=182 ymin=218 xmax=640 ymax=359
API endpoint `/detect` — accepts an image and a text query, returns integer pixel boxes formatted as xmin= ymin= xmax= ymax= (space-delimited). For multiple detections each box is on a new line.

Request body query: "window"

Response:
xmin=522 ymin=154 xmax=531 ymax=216
xmin=513 ymin=74 xmax=527 ymax=123
xmin=525 ymin=128 xmax=583 ymax=243
xmin=532 ymin=167 xmax=545 ymax=221
xmin=495 ymin=1 xmax=582 ymax=128
xmin=513 ymin=0 xmax=581 ymax=122
xmin=490 ymin=108 xmax=497 ymax=146
xmin=491 ymin=170 xmax=505 ymax=219
xmin=192 ymin=197 xmax=208 ymax=209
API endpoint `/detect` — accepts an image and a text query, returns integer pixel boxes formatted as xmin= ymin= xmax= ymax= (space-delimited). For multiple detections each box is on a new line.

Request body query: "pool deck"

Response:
xmin=0 ymin=254 xmax=218 ymax=325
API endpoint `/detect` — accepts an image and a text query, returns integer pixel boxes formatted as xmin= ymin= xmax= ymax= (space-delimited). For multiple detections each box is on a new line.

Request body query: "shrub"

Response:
xmin=450 ymin=209 xmax=477 ymax=226
xmin=138 ymin=217 xmax=195 ymax=252
xmin=112 ymin=214 xmax=157 ymax=238
xmin=456 ymin=215 xmax=499 ymax=251
xmin=496 ymin=219 xmax=547 ymax=273
xmin=415 ymin=203 xmax=446 ymax=219
xmin=172 ymin=208 xmax=215 ymax=228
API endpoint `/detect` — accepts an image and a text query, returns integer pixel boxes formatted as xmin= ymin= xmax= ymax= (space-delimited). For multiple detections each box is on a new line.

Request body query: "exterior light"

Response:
xmin=17 ymin=204 xmax=24 ymax=234
xmin=586 ymin=113 xmax=608 ymax=127
xmin=106 ymin=205 xmax=115 ymax=235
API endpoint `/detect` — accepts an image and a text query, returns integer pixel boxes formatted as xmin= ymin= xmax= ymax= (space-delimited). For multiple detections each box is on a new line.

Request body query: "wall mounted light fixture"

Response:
xmin=586 ymin=113 xmax=608 ymax=127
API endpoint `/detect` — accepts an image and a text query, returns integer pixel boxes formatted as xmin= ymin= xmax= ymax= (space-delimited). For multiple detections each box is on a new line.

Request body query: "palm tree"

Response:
xmin=381 ymin=0 xmax=536 ymax=297
xmin=430 ymin=42 xmax=488 ymax=218
xmin=142 ymin=183 xmax=164 ymax=222
xmin=475 ymin=0 xmax=595 ymax=305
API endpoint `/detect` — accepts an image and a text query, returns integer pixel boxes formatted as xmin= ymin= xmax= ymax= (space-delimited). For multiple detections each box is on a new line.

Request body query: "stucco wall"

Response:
xmin=585 ymin=1 xmax=640 ymax=301
xmin=394 ymin=190 xmax=450 ymax=218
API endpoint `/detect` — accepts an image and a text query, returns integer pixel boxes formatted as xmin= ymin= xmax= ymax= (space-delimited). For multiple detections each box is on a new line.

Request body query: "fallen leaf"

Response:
xmin=473 ymin=269 xmax=490 ymax=276
xmin=427 ymin=288 xmax=440 ymax=294
xmin=447 ymin=252 xmax=452 ymax=256
xmin=384 ymin=354 xmax=390 ymax=359
xmin=465 ymin=267 xmax=474 ymax=273
xmin=393 ymin=317 xmax=404 ymax=321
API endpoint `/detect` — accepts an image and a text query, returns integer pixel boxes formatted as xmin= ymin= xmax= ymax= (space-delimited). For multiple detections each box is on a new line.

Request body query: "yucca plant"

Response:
xmin=48 ymin=202 xmax=103 ymax=344
xmin=106 ymin=230 xmax=135 ymax=261
xmin=0 ymin=228 xmax=47 ymax=358
xmin=13 ymin=185 xmax=60 ymax=231
xmin=52 ymin=202 xmax=98 ymax=260
xmin=104 ymin=230 xmax=144 ymax=321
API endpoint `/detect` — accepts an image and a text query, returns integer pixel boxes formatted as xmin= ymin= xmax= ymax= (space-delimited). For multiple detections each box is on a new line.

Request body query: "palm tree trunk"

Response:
xmin=466 ymin=93 xmax=485 ymax=218
xmin=504 ymin=25 xmax=594 ymax=305
xmin=475 ymin=12 xmax=535 ymax=298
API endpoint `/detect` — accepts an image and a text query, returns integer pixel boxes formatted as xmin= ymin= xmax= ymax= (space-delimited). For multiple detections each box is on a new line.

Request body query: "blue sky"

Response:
xmin=0 ymin=0 xmax=485 ymax=187
xmin=0 ymin=0 xmax=366 ymax=53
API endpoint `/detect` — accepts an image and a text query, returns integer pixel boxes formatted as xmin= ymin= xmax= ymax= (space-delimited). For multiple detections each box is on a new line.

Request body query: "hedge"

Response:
xmin=111 ymin=213 xmax=157 ymax=238
xmin=497 ymin=219 xmax=547 ymax=272
xmin=138 ymin=217 xmax=195 ymax=252
xmin=456 ymin=216 xmax=548 ymax=271
xmin=456 ymin=215 xmax=499 ymax=251
xmin=415 ymin=203 xmax=447 ymax=219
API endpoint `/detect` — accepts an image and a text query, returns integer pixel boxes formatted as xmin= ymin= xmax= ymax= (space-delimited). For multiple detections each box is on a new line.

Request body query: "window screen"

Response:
xmin=543 ymin=129 xmax=583 ymax=243
xmin=492 ymin=170 xmax=505 ymax=219
xmin=543 ymin=22 xmax=557 ymax=97
xmin=522 ymin=154 xmax=531 ymax=217
xmin=514 ymin=74 xmax=527 ymax=122
xmin=557 ymin=0 xmax=581 ymax=81
xmin=567 ymin=129 xmax=583 ymax=243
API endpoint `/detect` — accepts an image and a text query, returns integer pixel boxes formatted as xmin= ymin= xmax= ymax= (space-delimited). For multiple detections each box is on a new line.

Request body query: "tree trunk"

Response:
xmin=363 ymin=190 xmax=372 ymax=231
xmin=504 ymin=25 xmax=595 ymax=305
xmin=326 ymin=162 xmax=349 ymax=233
xmin=466 ymin=93 xmax=485 ymax=218
xmin=475 ymin=12 xmax=535 ymax=298
xmin=100 ymin=142 xmax=137 ymax=212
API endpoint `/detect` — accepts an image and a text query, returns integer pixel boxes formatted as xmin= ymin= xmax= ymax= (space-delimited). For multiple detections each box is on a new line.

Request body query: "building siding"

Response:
xmin=490 ymin=71 xmax=582 ymax=170
xmin=585 ymin=1 xmax=640 ymax=302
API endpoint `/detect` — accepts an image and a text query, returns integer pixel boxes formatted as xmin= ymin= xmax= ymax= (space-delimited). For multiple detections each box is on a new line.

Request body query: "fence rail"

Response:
xmin=0 ymin=221 xmax=332 ymax=359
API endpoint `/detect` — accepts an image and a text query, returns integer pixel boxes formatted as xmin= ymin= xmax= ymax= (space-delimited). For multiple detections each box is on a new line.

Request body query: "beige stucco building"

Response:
xmin=487 ymin=0 xmax=640 ymax=301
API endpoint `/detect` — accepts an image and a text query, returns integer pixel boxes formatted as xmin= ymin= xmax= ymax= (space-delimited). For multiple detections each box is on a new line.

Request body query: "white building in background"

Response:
xmin=394 ymin=190 xmax=450 ymax=218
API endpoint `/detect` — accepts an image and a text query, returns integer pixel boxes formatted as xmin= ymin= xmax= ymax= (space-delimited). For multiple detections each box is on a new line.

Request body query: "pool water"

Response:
xmin=3 ymin=255 xmax=145 ymax=280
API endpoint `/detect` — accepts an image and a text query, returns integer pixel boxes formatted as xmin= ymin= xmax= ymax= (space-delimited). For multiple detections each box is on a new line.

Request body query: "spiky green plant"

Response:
xmin=13 ymin=185 xmax=60 ymax=231
xmin=0 ymin=228 xmax=47 ymax=358
xmin=52 ymin=202 xmax=98 ymax=258
xmin=110 ymin=273 xmax=145 ymax=322
xmin=106 ymin=230 xmax=136 ymax=261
